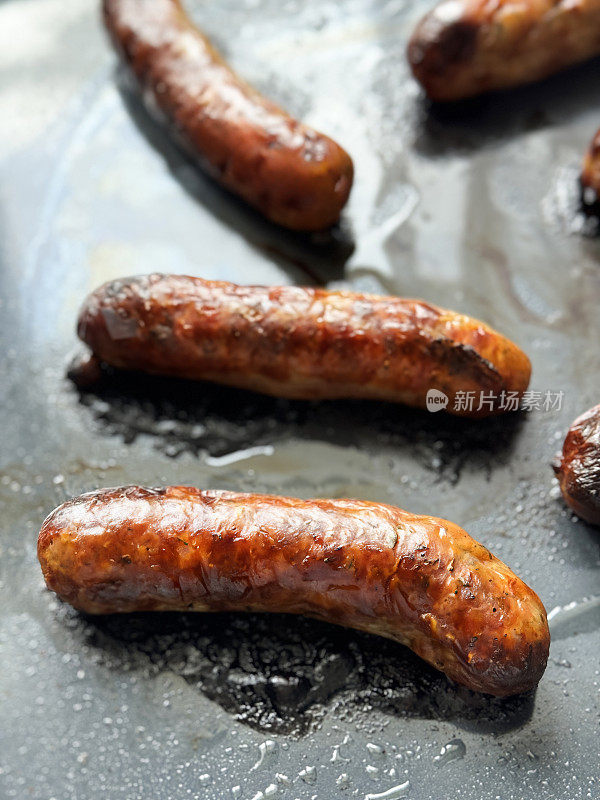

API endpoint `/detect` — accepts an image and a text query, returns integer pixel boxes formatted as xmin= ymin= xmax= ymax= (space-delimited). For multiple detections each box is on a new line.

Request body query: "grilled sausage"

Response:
xmin=76 ymin=274 xmax=531 ymax=418
xmin=407 ymin=0 xmax=600 ymax=101
xmin=581 ymin=129 xmax=600 ymax=213
xmin=38 ymin=486 xmax=550 ymax=696
xmin=102 ymin=0 xmax=353 ymax=230
xmin=553 ymin=404 xmax=600 ymax=526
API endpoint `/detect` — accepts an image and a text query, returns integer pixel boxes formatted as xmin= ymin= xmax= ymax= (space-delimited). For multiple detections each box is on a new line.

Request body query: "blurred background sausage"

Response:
xmin=581 ymin=128 xmax=600 ymax=213
xmin=408 ymin=0 xmax=600 ymax=101
xmin=103 ymin=0 xmax=354 ymax=229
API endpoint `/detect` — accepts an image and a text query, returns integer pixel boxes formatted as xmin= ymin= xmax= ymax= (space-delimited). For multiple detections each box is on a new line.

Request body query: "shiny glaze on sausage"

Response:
xmin=76 ymin=274 xmax=531 ymax=418
xmin=581 ymin=129 xmax=600 ymax=212
xmin=553 ymin=404 xmax=600 ymax=526
xmin=407 ymin=0 xmax=600 ymax=101
xmin=103 ymin=0 xmax=353 ymax=230
xmin=38 ymin=486 xmax=550 ymax=696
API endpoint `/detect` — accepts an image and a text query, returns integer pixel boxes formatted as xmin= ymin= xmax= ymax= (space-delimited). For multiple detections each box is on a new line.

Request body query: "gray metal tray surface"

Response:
xmin=0 ymin=1 xmax=599 ymax=799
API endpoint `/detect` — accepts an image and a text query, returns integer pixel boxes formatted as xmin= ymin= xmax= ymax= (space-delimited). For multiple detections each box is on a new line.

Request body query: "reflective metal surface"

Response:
xmin=0 ymin=1 xmax=599 ymax=798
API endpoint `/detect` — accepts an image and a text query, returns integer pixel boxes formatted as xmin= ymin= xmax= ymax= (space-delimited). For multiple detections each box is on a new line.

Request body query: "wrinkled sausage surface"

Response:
xmin=103 ymin=0 xmax=353 ymax=230
xmin=553 ymin=404 xmax=600 ymax=526
xmin=38 ymin=486 xmax=550 ymax=696
xmin=77 ymin=274 xmax=531 ymax=418
xmin=407 ymin=0 xmax=600 ymax=101
xmin=581 ymin=129 xmax=600 ymax=213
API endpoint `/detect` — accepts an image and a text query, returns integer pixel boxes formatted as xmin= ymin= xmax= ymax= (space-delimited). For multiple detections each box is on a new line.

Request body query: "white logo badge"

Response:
xmin=426 ymin=389 xmax=448 ymax=413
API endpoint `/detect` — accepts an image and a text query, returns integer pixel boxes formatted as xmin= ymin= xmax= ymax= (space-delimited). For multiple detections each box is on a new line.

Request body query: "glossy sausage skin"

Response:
xmin=553 ymin=404 xmax=600 ymax=526
xmin=581 ymin=129 xmax=600 ymax=213
xmin=103 ymin=0 xmax=353 ymax=230
xmin=77 ymin=274 xmax=531 ymax=418
xmin=38 ymin=486 xmax=550 ymax=696
xmin=407 ymin=0 xmax=600 ymax=101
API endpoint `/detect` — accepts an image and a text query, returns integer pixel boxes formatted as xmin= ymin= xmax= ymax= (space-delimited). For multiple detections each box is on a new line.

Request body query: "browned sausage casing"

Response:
xmin=581 ymin=129 xmax=600 ymax=212
xmin=553 ymin=404 xmax=600 ymax=526
xmin=407 ymin=0 xmax=600 ymax=101
xmin=103 ymin=0 xmax=353 ymax=230
xmin=77 ymin=274 xmax=531 ymax=418
xmin=38 ymin=486 xmax=550 ymax=696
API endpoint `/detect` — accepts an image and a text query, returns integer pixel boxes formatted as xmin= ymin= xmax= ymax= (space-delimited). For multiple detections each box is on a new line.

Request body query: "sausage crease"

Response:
xmin=77 ymin=274 xmax=531 ymax=418
xmin=408 ymin=0 xmax=600 ymax=101
xmin=581 ymin=129 xmax=600 ymax=212
xmin=553 ymin=404 xmax=600 ymax=526
xmin=38 ymin=486 xmax=550 ymax=696
xmin=103 ymin=0 xmax=353 ymax=230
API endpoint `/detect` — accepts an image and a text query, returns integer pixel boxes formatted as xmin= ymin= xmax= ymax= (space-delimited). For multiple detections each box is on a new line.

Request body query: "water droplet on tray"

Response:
xmin=364 ymin=780 xmax=410 ymax=800
xmin=433 ymin=738 xmax=466 ymax=766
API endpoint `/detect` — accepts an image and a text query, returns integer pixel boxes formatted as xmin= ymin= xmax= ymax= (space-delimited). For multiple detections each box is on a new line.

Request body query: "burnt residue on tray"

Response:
xmin=72 ymin=608 xmax=535 ymax=738
xmin=69 ymin=359 xmax=525 ymax=484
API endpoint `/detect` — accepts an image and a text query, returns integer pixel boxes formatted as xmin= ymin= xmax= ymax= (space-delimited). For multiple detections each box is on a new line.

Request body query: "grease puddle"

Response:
xmin=548 ymin=596 xmax=600 ymax=641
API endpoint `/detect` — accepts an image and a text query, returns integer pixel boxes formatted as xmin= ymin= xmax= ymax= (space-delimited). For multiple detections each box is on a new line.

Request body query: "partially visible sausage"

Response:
xmin=102 ymin=0 xmax=353 ymax=230
xmin=407 ymin=0 xmax=600 ymax=102
xmin=76 ymin=274 xmax=532 ymax=418
xmin=38 ymin=486 xmax=550 ymax=696
xmin=581 ymin=129 xmax=600 ymax=213
xmin=553 ymin=404 xmax=600 ymax=526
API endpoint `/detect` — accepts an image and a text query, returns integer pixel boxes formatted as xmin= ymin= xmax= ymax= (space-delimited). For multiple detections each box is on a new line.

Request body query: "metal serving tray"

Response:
xmin=0 ymin=1 xmax=598 ymax=798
